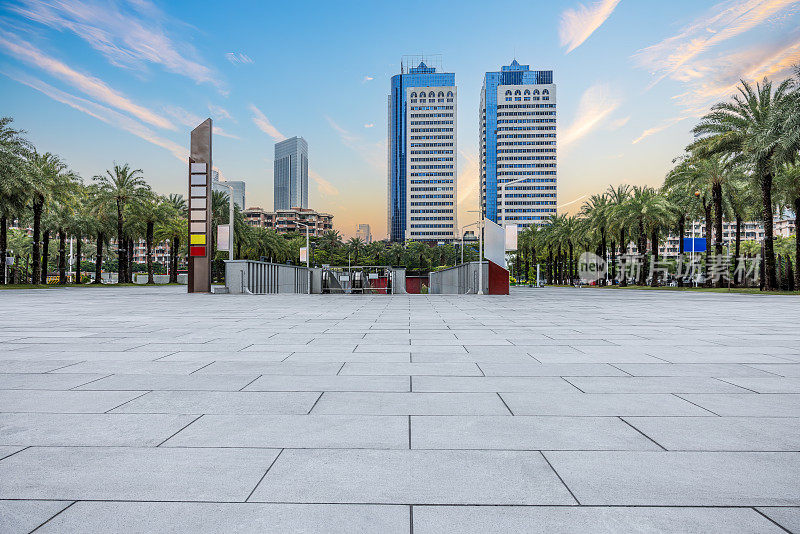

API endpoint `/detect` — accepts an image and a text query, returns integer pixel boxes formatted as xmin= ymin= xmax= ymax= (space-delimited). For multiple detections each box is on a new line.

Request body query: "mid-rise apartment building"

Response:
xmin=243 ymin=207 xmax=333 ymax=237
xmin=480 ymin=60 xmax=557 ymax=228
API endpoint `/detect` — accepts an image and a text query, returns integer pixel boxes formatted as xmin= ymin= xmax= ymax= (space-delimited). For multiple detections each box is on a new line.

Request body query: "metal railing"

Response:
xmin=225 ymin=260 xmax=310 ymax=294
xmin=428 ymin=261 xmax=487 ymax=294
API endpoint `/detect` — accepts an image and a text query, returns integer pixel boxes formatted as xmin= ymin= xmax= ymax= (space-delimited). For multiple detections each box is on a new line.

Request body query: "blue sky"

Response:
xmin=2 ymin=0 xmax=799 ymax=238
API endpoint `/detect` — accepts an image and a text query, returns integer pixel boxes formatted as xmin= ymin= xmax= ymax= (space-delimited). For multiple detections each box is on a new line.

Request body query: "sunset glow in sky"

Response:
xmin=2 ymin=0 xmax=799 ymax=237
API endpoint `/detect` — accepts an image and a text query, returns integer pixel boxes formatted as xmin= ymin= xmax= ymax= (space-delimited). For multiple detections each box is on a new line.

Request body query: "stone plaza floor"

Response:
xmin=0 ymin=286 xmax=798 ymax=533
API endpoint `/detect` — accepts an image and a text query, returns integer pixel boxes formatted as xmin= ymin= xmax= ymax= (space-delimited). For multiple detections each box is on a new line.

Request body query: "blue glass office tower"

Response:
xmin=274 ymin=136 xmax=308 ymax=211
xmin=480 ymin=61 xmax=556 ymax=227
xmin=388 ymin=62 xmax=457 ymax=242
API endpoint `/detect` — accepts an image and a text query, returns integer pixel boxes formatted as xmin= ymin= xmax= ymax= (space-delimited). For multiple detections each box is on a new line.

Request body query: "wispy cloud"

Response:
xmin=632 ymin=116 xmax=688 ymax=144
xmin=560 ymin=83 xmax=622 ymax=148
xmin=325 ymin=116 xmax=385 ymax=170
xmin=608 ymin=116 xmax=630 ymax=130
xmin=559 ymin=0 xmax=621 ymax=53
xmin=558 ymin=194 xmax=588 ymax=209
xmin=457 ymin=149 xmax=479 ymax=209
xmin=208 ymin=104 xmax=234 ymax=122
xmin=249 ymin=104 xmax=286 ymax=141
xmin=634 ymin=0 xmax=798 ymax=88
xmin=309 ymin=169 xmax=339 ymax=196
xmin=0 ymin=31 xmax=174 ymax=130
xmin=362 ymin=75 xmax=373 ymax=82
xmin=4 ymin=69 xmax=187 ymax=161
xmin=363 ymin=123 xmax=374 ymax=128
xmin=226 ymin=52 xmax=253 ymax=65
xmin=162 ymin=105 xmax=239 ymax=139
xmin=9 ymin=0 xmax=221 ymax=89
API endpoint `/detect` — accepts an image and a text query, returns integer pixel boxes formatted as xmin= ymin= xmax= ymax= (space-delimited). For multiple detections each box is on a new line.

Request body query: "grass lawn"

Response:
xmin=0 ymin=283 xmax=183 ymax=290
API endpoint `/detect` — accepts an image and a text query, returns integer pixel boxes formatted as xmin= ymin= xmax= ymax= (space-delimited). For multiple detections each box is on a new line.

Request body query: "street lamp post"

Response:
xmin=296 ymin=221 xmax=311 ymax=295
xmin=467 ymin=209 xmax=485 ymax=295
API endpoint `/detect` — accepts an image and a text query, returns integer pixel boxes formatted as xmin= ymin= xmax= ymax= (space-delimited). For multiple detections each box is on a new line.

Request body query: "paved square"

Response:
xmin=1 ymin=286 xmax=798 ymax=532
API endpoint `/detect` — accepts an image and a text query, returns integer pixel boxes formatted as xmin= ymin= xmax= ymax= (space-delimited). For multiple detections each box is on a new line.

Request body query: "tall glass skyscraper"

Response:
xmin=388 ymin=60 xmax=457 ymax=242
xmin=480 ymin=61 xmax=556 ymax=227
xmin=274 ymin=136 xmax=308 ymax=210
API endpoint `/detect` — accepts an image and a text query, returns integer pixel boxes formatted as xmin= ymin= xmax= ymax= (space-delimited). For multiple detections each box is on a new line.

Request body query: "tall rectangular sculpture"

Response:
xmin=188 ymin=119 xmax=212 ymax=293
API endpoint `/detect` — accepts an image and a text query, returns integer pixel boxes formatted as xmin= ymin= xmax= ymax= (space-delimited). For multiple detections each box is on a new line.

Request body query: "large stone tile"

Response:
xmin=623 ymin=417 xmax=800 ymax=451
xmin=164 ymin=415 xmax=408 ymax=449
xmin=412 ymin=505 xmax=783 ymax=534
xmin=0 ymin=446 xmax=24 ymax=460
xmin=0 ymin=390 xmax=147 ymax=413
xmin=110 ymin=391 xmax=319 ymax=414
xmin=0 ymin=373 xmax=107 ymax=390
xmin=756 ymin=507 xmax=800 ymax=533
xmin=478 ymin=363 xmax=627 ymax=376
xmin=0 ymin=413 xmax=196 ymax=446
xmin=284 ymin=352 xmax=411 ymax=363
xmin=157 ymin=351 xmax=290 ymax=362
xmin=748 ymin=364 xmax=800 ymax=377
xmin=339 ymin=362 xmax=481 ymax=375
xmin=565 ymin=376 xmax=751 ymax=393
xmin=677 ymin=394 xmax=800 ymax=417
xmin=412 ymin=376 xmax=578 ymax=392
xmin=411 ymin=416 xmax=659 ymax=450
xmin=410 ymin=352 xmax=535 ymax=363
xmin=500 ymin=393 xmax=711 ymax=416
xmin=716 ymin=377 xmax=800 ymax=393
xmin=243 ymin=375 xmax=410 ymax=392
xmin=249 ymin=449 xmax=575 ymax=504
xmin=195 ymin=362 xmax=345 ymax=375
xmin=49 ymin=361 xmax=211 ymax=374
xmin=0 ymin=500 xmax=72 ymax=534
xmin=0 ymin=446 xmax=280 ymax=501
xmin=37 ymin=502 xmax=409 ymax=534
xmin=312 ymin=392 xmax=510 ymax=415
xmin=75 ymin=373 xmax=260 ymax=391
xmin=0 ymin=360 xmax=79 ymax=373
xmin=617 ymin=363 xmax=778 ymax=377
xmin=544 ymin=451 xmax=800 ymax=506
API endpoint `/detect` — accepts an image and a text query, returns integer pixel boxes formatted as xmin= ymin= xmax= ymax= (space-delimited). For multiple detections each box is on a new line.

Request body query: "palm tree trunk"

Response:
xmin=0 ymin=214 xmax=6 ymax=285
xmin=41 ymin=229 xmax=50 ymax=284
xmin=760 ymin=170 xmax=777 ymax=290
xmin=94 ymin=232 xmax=104 ymax=284
xmin=619 ymin=229 xmax=627 ymax=286
xmin=794 ymin=198 xmax=800 ymax=291
xmin=638 ymin=221 xmax=646 ymax=286
xmin=600 ymin=228 xmax=607 ymax=286
xmin=116 ymin=200 xmax=126 ymax=285
xmin=704 ymin=203 xmax=712 ymax=288
xmin=650 ymin=228 xmax=659 ymax=287
xmin=677 ymin=214 xmax=685 ymax=287
xmin=58 ymin=229 xmax=66 ymax=284
xmin=146 ymin=221 xmax=154 ymax=284
xmin=170 ymin=237 xmax=177 ymax=283
xmin=568 ymin=242 xmax=574 ymax=285
xmin=547 ymin=247 xmax=553 ymax=284
xmin=609 ymin=239 xmax=616 ymax=283
xmin=735 ymin=217 xmax=742 ymax=286
xmin=127 ymin=237 xmax=134 ymax=283
xmin=75 ymin=232 xmax=82 ymax=284
xmin=712 ymin=182 xmax=724 ymax=288
xmin=32 ymin=200 xmax=43 ymax=285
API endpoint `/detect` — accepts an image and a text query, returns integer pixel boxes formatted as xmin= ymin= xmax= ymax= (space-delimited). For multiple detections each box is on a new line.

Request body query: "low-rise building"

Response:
xmin=243 ymin=207 xmax=333 ymax=237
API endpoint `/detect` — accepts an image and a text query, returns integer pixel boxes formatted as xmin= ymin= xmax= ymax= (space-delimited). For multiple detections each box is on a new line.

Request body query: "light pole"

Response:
xmin=467 ymin=209 xmax=484 ymax=295
xmin=295 ymin=221 xmax=311 ymax=295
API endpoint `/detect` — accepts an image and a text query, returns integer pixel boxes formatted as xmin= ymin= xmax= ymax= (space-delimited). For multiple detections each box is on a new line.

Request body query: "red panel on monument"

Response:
xmin=189 ymin=246 xmax=206 ymax=257
xmin=488 ymin=260 xmax=510 ymax=295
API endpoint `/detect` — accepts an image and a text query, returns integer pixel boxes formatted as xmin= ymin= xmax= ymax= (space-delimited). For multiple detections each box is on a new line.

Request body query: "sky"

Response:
xmin=1 ymin=0 xmax=799 ymax=239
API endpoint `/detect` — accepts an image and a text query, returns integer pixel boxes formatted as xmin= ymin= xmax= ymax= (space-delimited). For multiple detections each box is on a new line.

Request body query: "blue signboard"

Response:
xmin=683 ymin=237 xmax=707 ymax=252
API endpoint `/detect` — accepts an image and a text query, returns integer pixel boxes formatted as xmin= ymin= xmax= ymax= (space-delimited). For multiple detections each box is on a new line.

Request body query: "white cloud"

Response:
xmin=209 ymin=104 xmax=234 ymax=122
xmin=364 ymin=123 xmax=374 ymax=128
xmin=0 ymin=31 xmax=174 ymax=130
xmin=559 ymin=0 xmax=621 ymax=53
xmin=634 ymin=0 xmax=798 ymax=88
xmin=632 ymin=116 xmax=688 ymax=144
xmin=309 ymin=169 xmax=340 ymax=196
xmin=608 ymin=116 xmax=630 ymax=130
xmin=226 ymin=52 xmax=254 ymax=65
xmin=362 ymin=75 xmax=374 ymax=82
xmin=560 ymin=83 xmax=622 ymax=149
xmin=325 ymin=116 xmax=385 ymax=170
xmin=4 ymin=69 xmax=187 ymax=161
xmin=9 ymin=0 xmax=222 ymax=89
xmin=162 ymin=105 xmax=239 ymax=138
xmin=558 ymin=194 xmax=588 ymax=209
xmin=249 ymin=104 xmax=286 ymax=141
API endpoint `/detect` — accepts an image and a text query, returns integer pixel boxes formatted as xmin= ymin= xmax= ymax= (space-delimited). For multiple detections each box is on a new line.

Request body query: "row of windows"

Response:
xmin=410 ymin=128 xmax=454 ymax=133
xmin=498 ymin=156 xmax=556 ymax=161
xmin=497 ymin=111 xmax=555 ymax=117
xmin=506 ymin=96 xmax=550 ymax=102
xmin=410 ymin=223 xmax=454 ymax=229
xmin=410 ymin=150 xmax=454 ymax=155
xmin=410 ymin=179 xmax=453 ymax=184
xmin=497 ymin=141 xmax=556 ymax=147
xmin=494 ymin=178 xmax=557 ymax=183
xmin=410 ymin=98 xmax=454 ymax=104
xmin=410 ymin=112 xmax=453 ymax=118
xmin=411 ymin=209 xmax=455 ymax=213
xmin=503 ymin=193 xmax=557 ymax=198
xmin=410 ymin=136 xmax=453 ymax=142
xmin=497 ymin=119 xmax=556 ymax=124
xmin=410 ymin=216 xmax=454 ymax=221
xmin=497 ymin=133 xmax=556 ymax=139
xmin=504 ymin=89 xmax=550 ymax=96
xmin=498 ymin=171 xmax=557 ymax=176
xmin=498 ymin=104 xmax=556 ymax=109
xmin=410 ymin=201 xmax=454 ymax=207
xmin=411 ymin=187 xmax=454 ymax=192
xmin=411 ymin=91 xmax=454 ymax=98
xmin=410 ymin=106 xmax=454 ymax=111
xmin=410 ymin=231 xmax=455 ymax=236
xmin=410 ymin=120 xmax=454 ymax=126
xmin=497 ymin=148 xmax=555 ymax=153
xmin=501 ymin=205 xmax=557 ymax=211
xmin=410 ymin=165 xmax=454 ymax=170
xmin=410 ymin=172 xmax=454 ymax=177
xmin=410 ymin=157 xmax=453 ymax=162
xmin=410 ymin=193 xmax=454 ymax=199
xmin=499 ymin=163 xmax=557 ymax=168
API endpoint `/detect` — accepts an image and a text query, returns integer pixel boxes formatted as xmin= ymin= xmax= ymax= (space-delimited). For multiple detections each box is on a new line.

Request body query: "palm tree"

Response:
xmin=27 ymin=152 xmax=76 ymax=285
xmin=94 ymin=163 xmax=148 ymax=284
xmin=618 ymin=186 xmax=671 ymax=285
xmin=0 ymin=117 xmax=32 ymax=284
xmin=606 ymin=184 xmax=631 ymax=284
xmin=691 ymin=77 xmax=799 ymax=290
xmin=347 ymin=237 xmax=365 ymax=264
xmin=87 ymin=184 xmax=116 ymax=284
xmin=130 ymin=191 xmax=168 ymax=284
xmin=580 ymin=194 xmax=610 ymax=283
xmin=318 ymin=230 xmax=343 ymax=255
xmin=775 ymin=162 xmax=800 ymax=289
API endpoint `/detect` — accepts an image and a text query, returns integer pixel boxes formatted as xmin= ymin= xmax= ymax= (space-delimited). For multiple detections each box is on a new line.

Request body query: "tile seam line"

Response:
xmin=752 ymin=507 xmax=794 ymax=533
xmin=156 ymin=414 xmax=204 ymax=447
xmin=29 ymin=500 xmax=76 ymax=533
xmin=618 ymin=416 xmax=668 ymax=451
xmin=539 ymin=450 xmax=581 ymax=505
xmin=245 ymin=448 xmax=285 ymax=502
